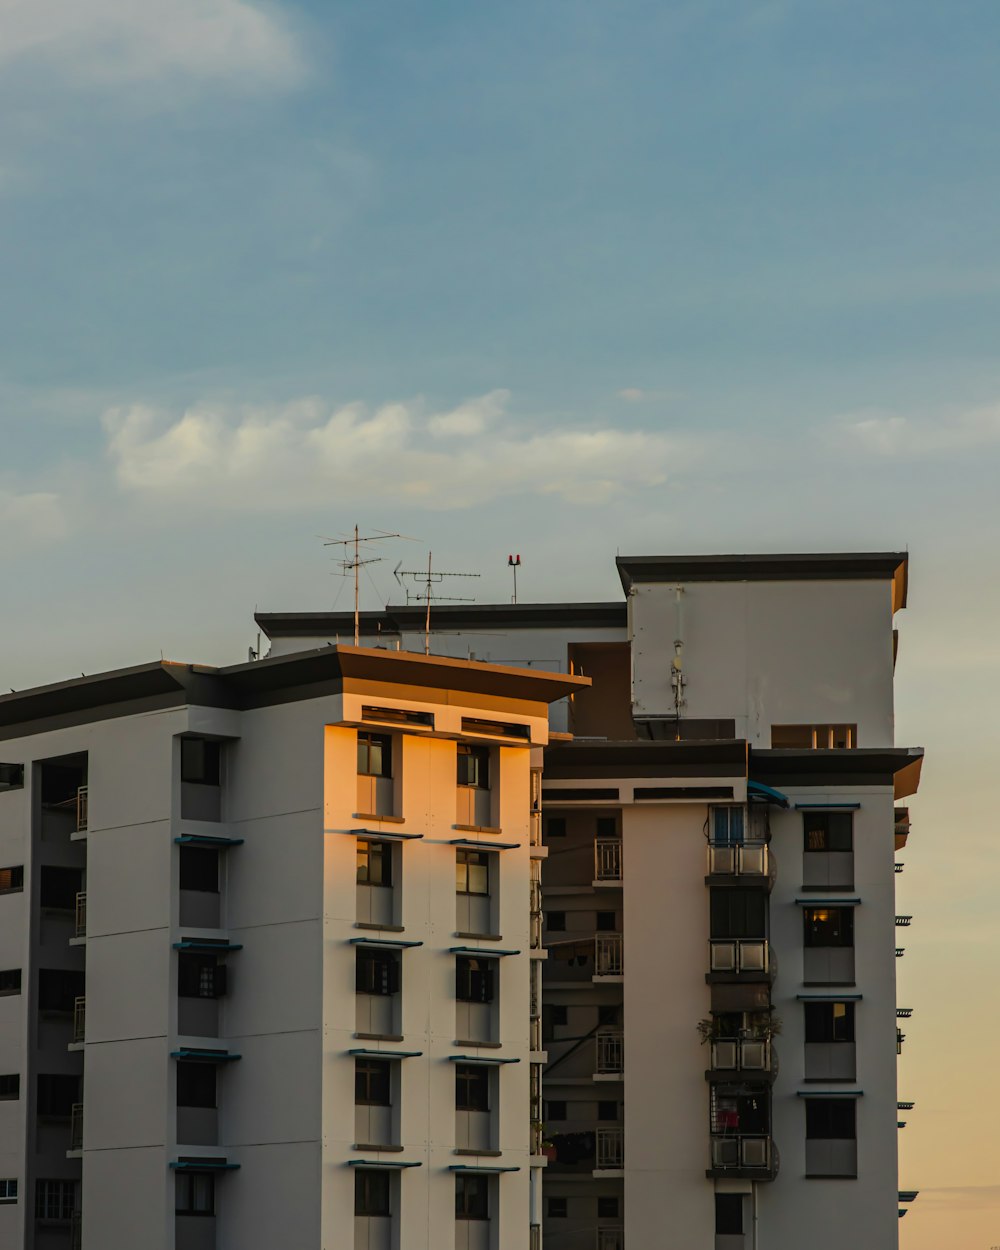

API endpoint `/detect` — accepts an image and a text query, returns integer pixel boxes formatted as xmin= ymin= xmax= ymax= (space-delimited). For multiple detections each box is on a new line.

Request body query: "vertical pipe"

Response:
xmin=752 ymin=1181 xmax=759 ymax=1250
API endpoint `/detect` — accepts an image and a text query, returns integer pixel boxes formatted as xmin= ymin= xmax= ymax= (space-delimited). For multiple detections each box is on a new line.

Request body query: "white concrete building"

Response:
xmin=0 ymin=646 xmax=583 ymax=1250
xmin=256 ymin=551 xmax=923 ymax=1249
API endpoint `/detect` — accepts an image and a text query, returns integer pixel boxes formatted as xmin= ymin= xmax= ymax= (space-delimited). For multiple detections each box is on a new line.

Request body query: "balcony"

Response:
xmin=594 ymin=838 xmax=623 ymax=883
xmin=708 ymin=1134 xmax=778 ymax=1179
xmin=74 ymin=892 xmax=87 ymax=939
xmin=72 ymin=997 xmax=86 ymax=1045
xmin=708 ymin=1037 xmax=776 ymax=1082
xmin=597 ymin=1228 xmax=625 ymax=1250
xmin=595 ymin=1126 xmax=624 ymax=1172
xmin=707 ymin=843 xmax=774 ymax=887
xmin=595 ymin=934 xmax=623 ymax=978
xmin=596 ymin=1029 xmax=624 ymax=1076
xmin=530 ymin=879 xmax=542 ymax=950
xmin=69 ymin=1103 xmax=83 ymax=1152
xmin=708 ymin=939 xmax=772 ymax=981
xmin=76 ymin=786 xmax=89 ymax=834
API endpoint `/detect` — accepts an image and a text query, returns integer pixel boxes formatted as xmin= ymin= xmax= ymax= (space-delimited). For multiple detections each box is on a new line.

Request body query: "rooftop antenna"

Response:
xmin=393 ymin=553 xmax=481 ymax=655
xmin=508 ymin=553 xmax=521 ymax=604
xmin=320 ymin=526 xmax=414 ymax=646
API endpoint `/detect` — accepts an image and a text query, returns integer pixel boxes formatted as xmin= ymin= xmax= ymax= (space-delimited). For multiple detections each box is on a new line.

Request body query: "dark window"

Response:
xmin=595 ymin=911 xmax=616 ymax=932
xmin=176 ymin=1062 xmax=216 ymax=1109
xmin=0 ymin=763 xmax=25 ymax=791
xmin=36 ymin=1074 xmax=79 ymax=1118
xmin=803 ymin=812 xmax=853 ymax=852
xmin=455 ymin=1064 xmax=490 ymax=1112
xmin=175 ymin=1172 xmax=214 ymax=1215
xmin=178 ymin=954 xmax=227 ymax=999
xmin=716 ymin=1193 xmax=743 ymax=1235
xmin=547 ymin=911 xmax=566 ymax=932
xmin=456 ymin=956 xmax=494 ymax=1004
xmin=598 ymin=1005 xmax=618 ymax=1026
xmin=596 ymin=817 xmax=617 ymax=839
xmin=551 ymin=1006 xmax=568 ymax=1027
xmin=545 ymin=817 xmax=567 ymax=838
xmin=355 ymin=1169 xmax=391 ymax=1217
xmin=0 ymin=1074 xmax=19 ymax=1100
xmin=35 ymin=1179 xmax=75 ymax=1221
xmin=455 ymin=1174 xmax=489 ymax=1220
xmin=39 ymin=866 xmax=82 ymax=911
xmin=357 ymin=840 xmax=393 ymax=888
xmin=710 ymin=889 xmax=767 ymax=939
xmin=597 ymin=1100 xmax=618 ymax=1121
xmin=806 ymin=1099 xmax=857 ymax=1139
xmin=181 ymin=739 xmax=221 ymax=786
xmin=803 ymin=908 xmax=854 ymax=948
xmin=546 ymin=1100 xmax=567 ymax=1121
xmin=712 ymin=1089 xmax=770 ymax=1135
xmin=0 ymin=866 xmax=24 ymax=894
xmin=0 ymin=969 xmax=22 ymax=996
xmin=179 ymin=846 xmax=218 ymax=893
xmin=0 ymin=1178 xmax=17 ymax=1203
xmin=455 ymin=849 xmax=489 ymax=895
xmin=457 ymin=744 xmax=490 ymax=789
xmin=356 ymin=948 xmax=400 ymax=996
xmin=712 ymin=807 xmax=745 ymax=846
xmin=358 ymin=733 xmax=392 ymax=778
xmin=547 ymin=1197 xmax=568 ymax=1218
xmin=355 ymin=1058 xmax=391 ymax=1106
xmin=597 ymin=1197 xmax=619 ymax=1219
xmin=38 ymin=969 xmax=84 ymax=1013
xmin=804 ymin=1002 xmax=855 ymax=1043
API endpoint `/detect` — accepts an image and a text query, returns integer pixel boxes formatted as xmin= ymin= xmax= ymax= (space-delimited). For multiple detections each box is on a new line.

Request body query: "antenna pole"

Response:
xmin=354 ymin=524 xmax=360 ymax=646
xmin=321 ymin=527 xmax=415 ymax=647
xmin=425 ymin=551 xmax=433 ymax=655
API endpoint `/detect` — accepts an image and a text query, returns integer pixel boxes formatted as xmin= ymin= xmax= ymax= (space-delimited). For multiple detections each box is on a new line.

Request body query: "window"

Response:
xmin=546 ymin=1100 xmax=567 ymax=1121
xmin=455 ymin=848 xmax=489 ymax=895
xmin=358 ymin=733 xmax=392 ymax=778
xmin=355 ymin=1057 xmax=391 ymax=1106
xmin=0 ymin=1178 xmax=17 ymax=1204
xmin=178 ymin=953 xmax=227 ymax=999
xmin=0 ymin=865 xmax=24 ymax=894
xmin=457 ymin=744 xmax=490 ymax=789
xmin=38 ymin=968 xmax=84 ymax=1013
xmin=355 ymin=1169 xmax=391 ymax=1217
xmin=456 ymin=956 xmax=494 ymax=1004
xmin=711 ymin=1089 xmax=770 ymax=1135
xmin=35 ymin=1179 xmax=75 ymax=1221
xmin=181 ymin=739 xmax=221 ymax=785
xmin=596 ymin=817 xmax=617 ymax=839
xmin=547 ymin=911 xmax=566 ymax=932
xmin=551 ymin=1006 xmax=568 ymax=1027
xmin=36 ymin=1074 xmax=79 ymax=1118
xmin=804 ymin=812 xmax=853 ymax=852
xmin=545 ymin=817 xmax=567 ymax=838
xmin=595 ymin=911 xmax=616 ymax=932
xmin=356 ymin=948 xmax=400 ymax=996
xmin=804 ymin=908 xmax=854 ymax=948
xmin=710 ymin=889 xmax=767 ymax=939
xmin=357 ymin=840 xmax=393 ymax=888
xmin=597 ymin=1196 xmax=619 ymax=1219
xmin=806 ymin=1099 xmax=857 ymax=1139
xmin=547 ymin=1197 xmax=567 ymax=1218
xmin=715 ymin=1193 xmax=743 ymax=1235
xmin=772 ymin=724 xmax=856 ymax=749
xmin=597 ymin=1100 xmax=618 ymax=1122
xmin=455 ymin=1174 xmax=489 ymax=1220
xmin=176 ymin=1062 xmax=216 ymax=1109
xmin=175 ymin=1172 xmax=214 ymax=1215
xmin=804 ymin=1002 xmax=855 ymax=1043
xmin=179 ymin=846 xmax=218 ymax=893
xmin=711 ymin=807 xmax=745 ymax=846
xmin=38 ymin=866 xmax=81 ymax=911
xmin=0 ymin=1074 xmax=19 ymax=1100
xmin=0 ymin=969 xmax=21 ymax=996
xmin=0 ymin=763 xmax=24 ymax=791
xmin=455 ymin=1064 xmax=490 ymax=1112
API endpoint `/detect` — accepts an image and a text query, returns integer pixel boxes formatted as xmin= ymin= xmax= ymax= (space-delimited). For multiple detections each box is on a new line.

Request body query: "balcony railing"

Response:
xmin=530 ymin=879 xmax=542 ymax=949
xmin=709 ymin=939 xmax=769 ymax=975
xmin=597 ymin=1229 xmax=624 ymax=1250
xmin=530 ymin=1225 xmax=542 ymax=1250
xmin=72 ymin=997 xmax=86 ymax=1044
xmin=596 ymin=1126 xmax=624 ymax=1170
xmin=710 ymin=1134 xmax=773 ymax=1172
xmin=70 ymin=1213 xmax=82 ymax=1250
xmin=76 ymin=786 xmax=89 ymax=833
xmin=708 ymin=843 xmax=769 ymax=877
xmin=70 ymin=1103 xmax=83 ymax=1151
xmin=596 ymin=1029 xmax=624 ymax=1074
xmin=595 ymin=838 xmax=623 ymax=882
xmin=530 ymin=1016 xmax=542 ymax=1052
xmin=710 ymin=1037 xmax=772 ymax=1074
xmin=74 ymin=892 xmax=87 ymax=938
xmin=595 ymin=934 xmax=623 ymax=977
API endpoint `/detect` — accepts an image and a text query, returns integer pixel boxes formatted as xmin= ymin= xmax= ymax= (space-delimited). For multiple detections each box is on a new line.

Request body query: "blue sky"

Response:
xmin=1 ymin=5 xmax=999 ymax=1240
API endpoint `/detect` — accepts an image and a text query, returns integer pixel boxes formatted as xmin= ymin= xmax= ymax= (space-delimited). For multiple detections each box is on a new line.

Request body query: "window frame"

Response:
xmin=803 ymin=812 xmax=854 ymax=853
xmin=0 ymin=1177 xmax=17 ymax=1204
xmin=178 ymin=953 xmax=227 ymax=1000
xmin=356 ymin=947 xmax=401 ymax=997
xmin=176 ymin=1061 xmax=217 ymax=1110
xmin=179 ymin=846 xmax=219 ymax=893
xmin=354 ymin=1057 xmax=392 ymax=1107
xmin=34 ymin=1179 xmax=76 ymax=1222
xmin=710 ymin=888 xmax=767 ymax=940
xmin=711 ymin=806 xmax=746 ymax=847
xmin=355 ymin=1168 xmax=391 ymax=1218
xmin=0 ymin=865 xmax=24 ymax=894
xmin=455 ymin=848 xmax=490 ymax=896
xmin=805 ymin=1098 xmax=857 ymax=1140
xmin=0 ymin=1074 xmax=19 ymax=1101
xmin=180 ymin=739 xmax=222 ymax=786
xmin=455 ymin=1173 xmax=489 ymax=1220
xmin=455 ymin=1064 xmax=490 ymax=1113
xmin=456 ymin=955 xmax=495 ymax=1005
xmin=803 ymin=907 xmax=855 ymax=949
xmin=0 ymin=969 xmax=22 ymax=997
xmin=0 ymin=762 xmax=24 ymax=792
xmin=357 ymin=732 xmax=392 ymax=779
xmin=715 ymin=1193 xmax=744 ymax=1235
xmin=457 ymin=744 xmax=490 ymax=790
xmin=175 ymin=1171 xmax=215 ymax=1216
xmin=804 ymin=1001 xmax=856 ymax=1043
xmin=357 ymin=839 xmax=393 ymax=888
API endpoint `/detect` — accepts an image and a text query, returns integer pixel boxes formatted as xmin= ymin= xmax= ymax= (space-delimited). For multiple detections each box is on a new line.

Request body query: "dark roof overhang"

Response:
xmin=750 ymin=747 xmax=923 ymax=797
xmin=543 ymin=739 xmax=748 ymax=780
xmin=255 ymin=601 xmax=627 ymax=639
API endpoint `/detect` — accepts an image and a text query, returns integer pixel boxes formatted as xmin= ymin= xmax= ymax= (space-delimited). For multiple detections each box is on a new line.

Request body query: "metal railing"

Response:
xmin=530 ymin=1225 xmax=542 ymax=1250
xmin=530 ymin=1016 xmax=542 ymax=1052
xmin=595 ymin=838 xmax=622 ymax=881
xmin=596 ymin=1029 xmax=624 ymax=1074
xmin=711 ymin=1134 xmax=772 ymax=1171
xmin=708 ymin=843 xmax=769 ymax=877
xmin=595 ymin=934 xmax=623 ymax=977
xmin=70 ymin=1103 xmax=83 ymax=1151
xmin=709 ymin=939 xmax=769 ymax=974
xmin=709 ymin=1037 xmax=771 ymax=1073
xmin=597 ymin=1228 xmax=624 ymax=1250
xmin=530 ymin=878 xmax=542 ymax=949
xmin=76 ymin=786 xmax=89 ymax=833
xmin=70 ymin=1213 xmax=82 ymax=1250
xmin=72 ymin=997 xmax=86 ymax=1044
xmin=596 ymin=1126 xmax=624 ymax=1170
xmin=74 ymin=892 xmax=87 ymax=938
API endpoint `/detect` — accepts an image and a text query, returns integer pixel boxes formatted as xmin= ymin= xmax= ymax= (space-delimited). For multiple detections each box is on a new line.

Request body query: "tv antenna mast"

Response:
xmin=393 ymin=553 xmax=481 ymax=655
xmin=320 ymin=526 xmax=413 ymax=646
xmin=508 ymin=553 xmax=521 ymax=604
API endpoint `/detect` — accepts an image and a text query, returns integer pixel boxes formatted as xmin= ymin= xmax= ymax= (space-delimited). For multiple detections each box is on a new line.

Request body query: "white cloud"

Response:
xmin=0 ymin=489 xmax=67 ymax=543
xmin=835 ymin=403 xmax=1000 ymax=457
xmin=0 ymin=0 xmax=303 ymax=89
xmin=102 ymin=391 xmax=705 ymax=512
xmin=618 ymin=388 xmax=646 ymax=402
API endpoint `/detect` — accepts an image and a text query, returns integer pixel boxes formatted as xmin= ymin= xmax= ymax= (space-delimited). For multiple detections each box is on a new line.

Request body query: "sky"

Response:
xmin=1 ymin=1 xmax=999 ymax=1243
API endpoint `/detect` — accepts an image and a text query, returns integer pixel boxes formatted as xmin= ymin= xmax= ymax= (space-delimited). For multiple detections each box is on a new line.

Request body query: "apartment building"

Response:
xmin=257 ymin=551 xmax=923 ymax=1249
xmin=0 ymin=646 xmax=584 ymax=1250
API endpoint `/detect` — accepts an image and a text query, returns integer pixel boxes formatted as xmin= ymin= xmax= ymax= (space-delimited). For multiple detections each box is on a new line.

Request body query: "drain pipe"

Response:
xmin=752 ymin=1182 xmax=759 ymax=1250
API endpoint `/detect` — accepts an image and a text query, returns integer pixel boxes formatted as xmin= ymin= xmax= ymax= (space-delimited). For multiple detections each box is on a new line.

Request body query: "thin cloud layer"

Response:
xmin=0 ymin=0 xmax=304 ymax=88
xmin=102 ymin=391 xmax=701 ymax=511
xmin=0 ymin=488 xmax=66 ymax=544
xmin=835 ymin=403 xmax=1000 ymax=457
